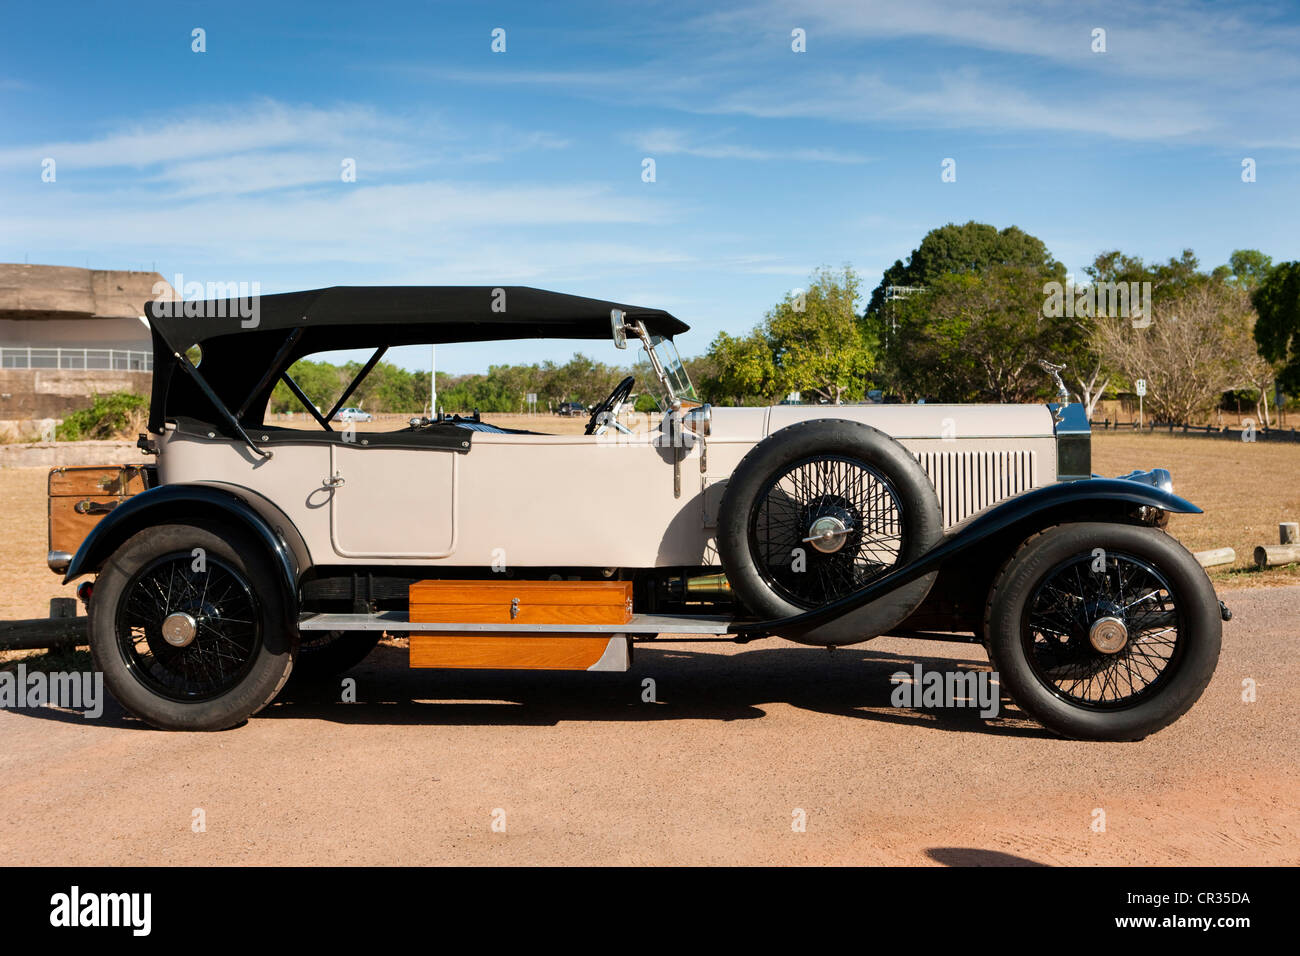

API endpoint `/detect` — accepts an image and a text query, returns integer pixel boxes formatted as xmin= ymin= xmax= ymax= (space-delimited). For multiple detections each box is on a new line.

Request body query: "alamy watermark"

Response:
xmin=151 ymin=273 xmax=261 ymax=328
xmin=0 ymin=664 xmax=103 ymax=718
xmin=50 ymin=886 xmax=150 ymax=936
xmin=890 ymin=663 xmax=999 ymax=718
xmin=1042 ymin=279 xmax=1152 ymax=328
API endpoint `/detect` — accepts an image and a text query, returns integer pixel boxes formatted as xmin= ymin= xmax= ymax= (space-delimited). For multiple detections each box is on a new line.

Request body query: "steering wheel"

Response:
xmin=585 ymin=375 xmax=635 ymax=436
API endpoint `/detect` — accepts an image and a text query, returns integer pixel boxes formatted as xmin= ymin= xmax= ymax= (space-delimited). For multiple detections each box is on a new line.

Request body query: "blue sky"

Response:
xmin=3 ymin=0 xmax=1298 ymax=373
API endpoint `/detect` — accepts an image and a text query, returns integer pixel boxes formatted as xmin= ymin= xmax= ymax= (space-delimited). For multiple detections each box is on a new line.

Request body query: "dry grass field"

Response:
xmin=1 ymin=427 xmax=1297 ymax=624
xmin=1091 ymin=432 xmax=1300 ymax=585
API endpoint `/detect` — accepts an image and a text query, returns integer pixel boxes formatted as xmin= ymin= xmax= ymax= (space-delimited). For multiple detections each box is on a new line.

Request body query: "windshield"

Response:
xmin=644 ymin=334 xmax=698 ymax=404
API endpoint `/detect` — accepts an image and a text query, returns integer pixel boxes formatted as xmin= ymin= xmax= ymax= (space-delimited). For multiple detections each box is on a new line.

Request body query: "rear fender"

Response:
xmin=62 ymin=485 xmax=305 ymax=621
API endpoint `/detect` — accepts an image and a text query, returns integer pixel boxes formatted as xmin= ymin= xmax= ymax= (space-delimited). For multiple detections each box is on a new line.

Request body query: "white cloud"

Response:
xmin=629 ymin=128 xmax=869 ymax=163
xmin=410 ymin=1 xmax=1299 ymax=148
xmin=0 ymin=100 xmax=573 ymax=195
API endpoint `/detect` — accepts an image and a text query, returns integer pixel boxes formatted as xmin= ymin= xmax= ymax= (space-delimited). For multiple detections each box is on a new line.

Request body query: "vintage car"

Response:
xmin=51 ymin=286 xmax=1228 ymax=739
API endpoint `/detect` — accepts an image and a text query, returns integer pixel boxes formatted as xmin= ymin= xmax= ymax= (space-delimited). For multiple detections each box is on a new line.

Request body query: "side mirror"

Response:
xmin=611 ymin=309 xmax=627 ymax=349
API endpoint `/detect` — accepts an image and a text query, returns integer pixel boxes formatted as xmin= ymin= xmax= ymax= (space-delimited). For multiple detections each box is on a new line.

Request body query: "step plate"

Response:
xmin=298 ymin=611 xmax=736 ymax=635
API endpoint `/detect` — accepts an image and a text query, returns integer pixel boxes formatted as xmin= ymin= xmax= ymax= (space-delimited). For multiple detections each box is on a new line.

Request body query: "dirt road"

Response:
xmin=1 ymin=585 xmax=1296 ymax=866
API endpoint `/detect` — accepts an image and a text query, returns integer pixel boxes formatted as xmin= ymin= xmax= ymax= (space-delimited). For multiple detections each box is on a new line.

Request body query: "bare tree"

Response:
xmin=1096 ymin=284 xmax=1257 ymax=424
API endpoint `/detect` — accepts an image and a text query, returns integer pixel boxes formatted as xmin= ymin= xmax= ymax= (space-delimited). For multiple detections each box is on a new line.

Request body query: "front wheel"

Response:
xmin=985 ymin=522 xmax=1222 ymax=741
xmin=88 ymin=522 xmax=297 ymax=731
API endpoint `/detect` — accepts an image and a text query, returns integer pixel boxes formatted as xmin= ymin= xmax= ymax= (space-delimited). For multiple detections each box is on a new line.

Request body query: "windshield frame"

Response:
xmin=631 ymin=322 xmax=697 ymax=408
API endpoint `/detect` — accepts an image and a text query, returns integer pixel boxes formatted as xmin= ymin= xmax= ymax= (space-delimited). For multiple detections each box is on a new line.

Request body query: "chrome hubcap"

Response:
xmin=1088 ymin=615 xmax=1128 ymax=654
xmin=804 ymin=515 xmax=851 ymax=554
xmin=161 ymin=611 xmax=198 ymax=648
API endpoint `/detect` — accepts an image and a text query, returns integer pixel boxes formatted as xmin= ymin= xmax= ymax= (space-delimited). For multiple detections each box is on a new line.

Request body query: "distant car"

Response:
xmin=332 ymin=407 xmax=372 ymax=422
xmin=556 ymin=401 xmax=587 ymax=417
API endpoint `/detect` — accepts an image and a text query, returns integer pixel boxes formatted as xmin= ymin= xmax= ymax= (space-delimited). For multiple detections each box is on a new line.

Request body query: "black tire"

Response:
xmin=89 ymin=522 xmax=297 ymax=731
xmin=985 ymin=522 xmax=1221 ymax=741
xmin=290 ymin=630 xmax=381 ymax=681
xmin=717 ymin=419 xmax=943 ymax=644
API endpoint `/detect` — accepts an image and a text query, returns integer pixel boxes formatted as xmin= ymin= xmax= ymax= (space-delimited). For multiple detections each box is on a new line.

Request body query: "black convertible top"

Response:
xmin=146 ymin=286 xmax=686 ymax=433
xmin=146 ymin=285 xmax=687 ymax=349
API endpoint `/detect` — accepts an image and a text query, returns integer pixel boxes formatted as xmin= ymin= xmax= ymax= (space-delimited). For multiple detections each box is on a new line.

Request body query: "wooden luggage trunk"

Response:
xmin=408 ymin=579 xmax=633 ymax=671
xmin=48 ymin=465 xmax=151 ymax=560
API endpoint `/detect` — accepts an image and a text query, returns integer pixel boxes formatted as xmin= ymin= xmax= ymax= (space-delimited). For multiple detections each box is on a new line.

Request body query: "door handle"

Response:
xmin=322 ymin=473 xmax=345 ymax=488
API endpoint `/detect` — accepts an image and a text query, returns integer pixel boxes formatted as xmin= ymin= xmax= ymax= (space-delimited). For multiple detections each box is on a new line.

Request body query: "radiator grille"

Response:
xmin=915 ymin=450 xmax=1038 ymax=527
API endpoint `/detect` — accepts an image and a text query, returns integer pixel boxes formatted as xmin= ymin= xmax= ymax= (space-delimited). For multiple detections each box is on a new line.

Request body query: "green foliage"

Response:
xmin=56 ymin=392 xmax=149 ymax=441
xmin=866 ymin=221 xmax=1065 ymax=321
xmin=704 ymin=330 xmax=776 ymax=404
xmin=885 ymin=265 xmax=1065 ymax=402
xmin=1252 ymin=261 xmax=1300 ymax=395
xmin=705 ymin=266 xmax=875 ymax=405
xmin=633 ymin=392 xmax=660 ymax=413
xmin=269 ymin=353 xmax=652 ymax=416
xmin=1083 ymin=248 xmax=1213 ymax=303
xmin=1228 ymin=249 xmax=1273 ymax=291
xmin=767 ymin=266 xmax=875 ymax=403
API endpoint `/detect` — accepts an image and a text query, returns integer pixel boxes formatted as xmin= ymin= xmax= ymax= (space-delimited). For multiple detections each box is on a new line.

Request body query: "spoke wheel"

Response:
xmin=749 ymin=454 xmax=905 ymax=609
xmin=1023 ymin=551 xmax=1183 ymax=709
xmin=985 ymin=522 xmax=1222 ymax=741
xmin=90 ymin=522 xmax=296 ymax=731
xmin=717 ymin=419 xmax=943 ymax=644
xmin=116 ymin=552 xmax=262 ymax=702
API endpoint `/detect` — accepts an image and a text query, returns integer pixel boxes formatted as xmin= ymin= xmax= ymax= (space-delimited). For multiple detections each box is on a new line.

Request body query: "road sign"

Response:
xmin=1135 ymin=379 xmax=1147 ymax=397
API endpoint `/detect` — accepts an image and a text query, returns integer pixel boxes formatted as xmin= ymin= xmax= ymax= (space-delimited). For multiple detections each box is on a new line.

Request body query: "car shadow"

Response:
xmin=4 ymin=640 xmax=1055 ymax=738
xmin=925 ymin=847 xmax=1050 ymax=866
xmin=259 ymin=640 xmax=1054 ymax=738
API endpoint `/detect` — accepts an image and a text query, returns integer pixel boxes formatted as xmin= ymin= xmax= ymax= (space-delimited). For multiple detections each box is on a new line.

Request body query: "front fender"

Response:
xmin=742 ymin=478 xmax=1201 ymax=640
xmin=62 ymin=484 xmax=300 ymax=604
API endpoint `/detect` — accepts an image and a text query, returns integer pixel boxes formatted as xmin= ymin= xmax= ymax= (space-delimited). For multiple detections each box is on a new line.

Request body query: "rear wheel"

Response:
xmin=89 ymin=522 xmax=296 ymax=731
xmin=985 ymin=522 xmax=1221 ymax=741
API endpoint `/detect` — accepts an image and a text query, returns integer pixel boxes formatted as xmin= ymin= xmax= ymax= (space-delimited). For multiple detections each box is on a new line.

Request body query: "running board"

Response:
xmin=297 ymin=610 xmax=737 ymax=635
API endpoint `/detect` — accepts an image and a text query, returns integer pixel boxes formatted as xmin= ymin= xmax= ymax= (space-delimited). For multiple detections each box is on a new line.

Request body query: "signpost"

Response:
xmin=430 ymin=345 xmax=437 ymax=419
xmin=1135 ymin=378 xmax=1146 ymax=430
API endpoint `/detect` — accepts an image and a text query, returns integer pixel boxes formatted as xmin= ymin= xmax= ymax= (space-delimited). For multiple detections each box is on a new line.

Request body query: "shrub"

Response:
xmin=55 ymin=392 xmax=149 ymax=441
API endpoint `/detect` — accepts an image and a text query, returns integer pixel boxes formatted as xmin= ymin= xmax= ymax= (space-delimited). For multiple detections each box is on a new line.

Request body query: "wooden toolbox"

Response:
xmin=408 ymin=579 xmax=633 ymax=671
xmin=48 ymin=465 xmax=150 ymax=558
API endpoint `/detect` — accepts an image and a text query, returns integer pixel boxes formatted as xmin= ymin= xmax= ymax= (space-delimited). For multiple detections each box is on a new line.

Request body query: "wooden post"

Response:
xmin=1254 ymin=545 xmax=1300 ymax=569
xmin=1194 ymin=548 xmax=1236 ymax=569
xmin=0 ymin=617 xmax=86 ymax=650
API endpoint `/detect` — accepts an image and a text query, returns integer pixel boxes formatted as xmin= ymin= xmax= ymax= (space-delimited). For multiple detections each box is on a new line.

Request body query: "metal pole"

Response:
xmin=430 ymin=345 xmax=437 ymax=418
xmin=1139 ymin=394 xmax=1143 ymax=430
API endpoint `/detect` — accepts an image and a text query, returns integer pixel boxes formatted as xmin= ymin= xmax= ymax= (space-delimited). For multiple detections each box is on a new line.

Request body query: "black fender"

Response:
xmin=740 ymin=478 xmax=1202 ymax=642
xmin=62 ymin=484 xmax=305 ymax=615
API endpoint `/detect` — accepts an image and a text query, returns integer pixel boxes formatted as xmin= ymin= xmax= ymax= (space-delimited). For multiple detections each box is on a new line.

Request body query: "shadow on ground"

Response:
xmin=926 ymin=847 xmax=1049 ymax=866
xmin=5 ymin=640 xmax=1053 ymax=739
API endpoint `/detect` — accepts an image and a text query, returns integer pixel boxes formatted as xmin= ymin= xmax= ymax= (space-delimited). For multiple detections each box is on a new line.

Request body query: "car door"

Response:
xmin=327 ymin=440 xmax=458 ymax=558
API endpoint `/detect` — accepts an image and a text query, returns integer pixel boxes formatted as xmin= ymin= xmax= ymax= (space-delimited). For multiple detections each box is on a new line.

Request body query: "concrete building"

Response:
xmin=0 ymin=264 xmax=171 ymax=421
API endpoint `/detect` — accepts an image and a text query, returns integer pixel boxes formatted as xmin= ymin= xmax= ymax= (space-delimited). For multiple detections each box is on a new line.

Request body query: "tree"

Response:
xmin=703 ymin=330 xmax=775 ymax=404
xmin=866 ymin=221 xmax=1065 ymax=321
xmin=705 ymin=266 xmax=875 ymax=405
xmin=1228 ymin=249 xmax=1274 ymax=291
xmin=1096 ymin=283 xmax=1258 ymax=423
xmin=1252 ymin=261 xmax=1300 ymax=396
xmin=1084 ymin=248 xmax=1208 ymax=303
xmin=885 ymin=265 xmax=1069 ymax=402
xmin=766 ymin=266 xmax=875 ymax=404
